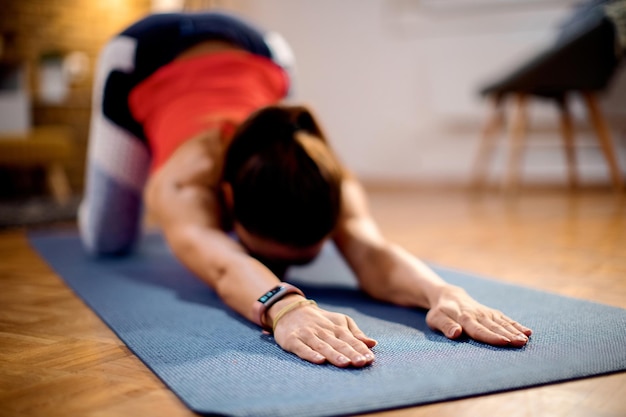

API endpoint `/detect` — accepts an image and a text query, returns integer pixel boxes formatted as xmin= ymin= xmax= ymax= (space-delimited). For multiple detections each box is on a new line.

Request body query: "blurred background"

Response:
xmin=0 ymin=0 xmax=624 ymax=228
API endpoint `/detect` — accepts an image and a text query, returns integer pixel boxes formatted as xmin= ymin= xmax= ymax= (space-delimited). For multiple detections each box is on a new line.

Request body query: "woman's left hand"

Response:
xmin=425 ymin=285 xmax=532 ymax=347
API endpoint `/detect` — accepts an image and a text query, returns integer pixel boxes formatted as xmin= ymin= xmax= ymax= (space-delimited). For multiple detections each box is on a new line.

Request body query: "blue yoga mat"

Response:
xmin=29 ymin=231 xmax=626 ymax=417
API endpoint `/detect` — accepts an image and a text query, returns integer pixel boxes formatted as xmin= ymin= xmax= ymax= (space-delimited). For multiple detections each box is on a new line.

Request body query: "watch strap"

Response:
xmin=252 ymin=283 xmax=305 ymax=330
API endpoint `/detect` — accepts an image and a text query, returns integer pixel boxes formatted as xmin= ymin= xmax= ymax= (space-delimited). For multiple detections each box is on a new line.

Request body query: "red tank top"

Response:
xmin=128 ymin=51 xmax=289 ymax=172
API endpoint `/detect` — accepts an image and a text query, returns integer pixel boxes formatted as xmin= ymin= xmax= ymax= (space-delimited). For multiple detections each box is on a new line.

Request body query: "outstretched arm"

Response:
xmin=333 ymin=177 xmax=532 ymax=346
xmin=145 ymin=131 xmax=376 ymax=367
xmin=144 ymin=132 xmax=276 ymax=320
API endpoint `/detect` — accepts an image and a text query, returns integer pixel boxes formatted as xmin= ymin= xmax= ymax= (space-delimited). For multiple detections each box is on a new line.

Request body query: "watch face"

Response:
xmin=258 ymin=286 xmax=284 ymax=304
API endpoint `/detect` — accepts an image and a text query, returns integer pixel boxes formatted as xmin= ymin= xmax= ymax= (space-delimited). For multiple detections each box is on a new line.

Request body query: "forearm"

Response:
xmin=334 ymin=179 xmax=530 ymax=348
xmin=165 ymin=225 xmax=282 ymax=322
xmin=372 ymin=244 xmax=448 ymax=309
xmin=333 ymin=178 xmax=448 ymax=309
xmin=341 ymin=235 xmax=448 ymax=309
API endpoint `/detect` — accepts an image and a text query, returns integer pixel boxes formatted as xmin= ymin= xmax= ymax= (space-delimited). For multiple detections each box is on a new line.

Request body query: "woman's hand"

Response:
xmin=426 ymin=285 xmax=532 ymax=347
xmin=272 ymin=302 xmax=377 ymax=368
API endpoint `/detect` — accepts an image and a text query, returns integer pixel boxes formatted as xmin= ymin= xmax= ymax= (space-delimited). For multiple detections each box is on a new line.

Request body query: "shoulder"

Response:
xmin=144 ymin=129 xmax=225 ymax=205
xmin=143 ymin=128 xmax=233 ymax=231
xmin=161 ymin=129 xmax=226 ymax=186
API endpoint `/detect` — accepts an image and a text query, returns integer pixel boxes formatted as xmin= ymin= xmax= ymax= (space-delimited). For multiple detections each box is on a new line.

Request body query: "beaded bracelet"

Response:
xmin=271 ymin=299 xmax=317 ymax=334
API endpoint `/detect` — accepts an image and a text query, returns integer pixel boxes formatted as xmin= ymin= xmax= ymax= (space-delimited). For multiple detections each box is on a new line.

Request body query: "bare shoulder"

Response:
xmin=144 ymin=129 xmax=226 ymax=220
xmin=147 ymin=129 xmax=225 ymax=191
xmin=163 ymin=129 xmax=225 ymax=185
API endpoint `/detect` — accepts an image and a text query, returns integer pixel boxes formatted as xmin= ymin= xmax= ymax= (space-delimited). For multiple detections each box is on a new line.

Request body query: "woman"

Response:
xmin=80 ymin=11 xmax=532 ymax=368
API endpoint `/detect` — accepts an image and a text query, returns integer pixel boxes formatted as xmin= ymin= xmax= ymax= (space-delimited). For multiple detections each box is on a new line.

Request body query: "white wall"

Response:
xmin=223 ymin=0 xmax=626 ymax=185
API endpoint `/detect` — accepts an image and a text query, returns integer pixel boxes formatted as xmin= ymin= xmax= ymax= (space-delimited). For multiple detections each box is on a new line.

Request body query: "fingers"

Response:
xmin=346 ymin=316 xmax=378 ymax=348
xmin=286 ymin=331 xmax=375 ymax=368
xmin=458 ymin=311 xmax=530 ymax=347
xmin=492 ymin=315 xmax=532 ymax=342
xmin=512 ymin=321 xmax=533 ymax=337
xmin=310 ymin=330 xmax=375 ymax=367
xmin=274 ymin=307 xmax=375 ymax=368
xmin=426 ymin=309 xmax=463 ymax=339
xmin=286 ymin=341 xmax=327 ymax=365
xmin=427 ymin=306 xmax=532 ymax=347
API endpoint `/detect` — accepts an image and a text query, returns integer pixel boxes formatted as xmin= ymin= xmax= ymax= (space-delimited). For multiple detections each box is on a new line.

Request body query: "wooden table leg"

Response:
xmin=471 ymin=94 xmax=505 ymax=190
xmin=582 ymin=92 xmax=624 ymax=192
xmin=46 ymin=162 xmax=72 ymax=204
xmin=557 ymin=95 xmax=579 ymax=189
xmin=503 ymin=93 xmax=528 ymax=192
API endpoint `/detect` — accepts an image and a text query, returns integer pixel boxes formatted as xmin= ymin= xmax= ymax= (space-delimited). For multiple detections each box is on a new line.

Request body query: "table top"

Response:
xmin=0 ymin=125 xmax=74 ymax=165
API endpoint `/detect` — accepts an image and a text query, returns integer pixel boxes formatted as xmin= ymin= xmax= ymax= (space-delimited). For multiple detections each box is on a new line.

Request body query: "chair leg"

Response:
xmin=557 ymin=95 xmax=579 ymax=189
xmin=582 ymin=92 xmax=624 ymax=191
xmin=471 ymin=94 xmax=505 ymax=190
xmin=46 ymin=162 xmax=72 ymax=204
xmin=503 ymin=93 xmax=528 ymax=192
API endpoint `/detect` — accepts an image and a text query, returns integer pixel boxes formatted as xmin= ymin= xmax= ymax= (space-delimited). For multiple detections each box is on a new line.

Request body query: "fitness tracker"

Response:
xmin=252 ymin=283 xmax=305 ymax=330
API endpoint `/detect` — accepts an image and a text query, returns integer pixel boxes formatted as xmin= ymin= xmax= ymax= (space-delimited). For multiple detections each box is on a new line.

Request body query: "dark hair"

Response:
xmin=222 ymin=105 xmax=344 ymax=247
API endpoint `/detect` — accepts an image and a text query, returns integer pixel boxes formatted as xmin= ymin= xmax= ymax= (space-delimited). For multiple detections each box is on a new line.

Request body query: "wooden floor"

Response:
xmin=1 ymin=187 xmax=625 ymax=417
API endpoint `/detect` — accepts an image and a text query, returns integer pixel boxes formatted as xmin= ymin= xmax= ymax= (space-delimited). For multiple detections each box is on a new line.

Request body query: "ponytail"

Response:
xmin=222 ymin=105 xmax=343 ymax=247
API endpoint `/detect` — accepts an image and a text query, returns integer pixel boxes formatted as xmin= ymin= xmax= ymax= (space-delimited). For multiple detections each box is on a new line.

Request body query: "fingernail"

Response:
xmin=314 ymin=353 xmax=325 ymax=362
xmin=355 ymin=355 xmax=366 ymax=364
xmin=515 ymin=335 xmax=528 ymax=342
xmin=364 ymin=353 xmax=375 ymax=361
xmin=337 ymin=355 xmax=350 ymax=365
xmin=448 ymin=326 xmax=462 ymax=338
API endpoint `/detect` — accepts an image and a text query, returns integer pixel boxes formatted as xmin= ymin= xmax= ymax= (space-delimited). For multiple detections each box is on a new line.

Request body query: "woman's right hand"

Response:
xmin=271 ymin=301 xmax=377 ymax=367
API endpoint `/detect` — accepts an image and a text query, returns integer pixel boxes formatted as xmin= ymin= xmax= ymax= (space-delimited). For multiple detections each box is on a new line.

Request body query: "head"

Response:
xmin=222 ymin=105 xmax=344 ymax=271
